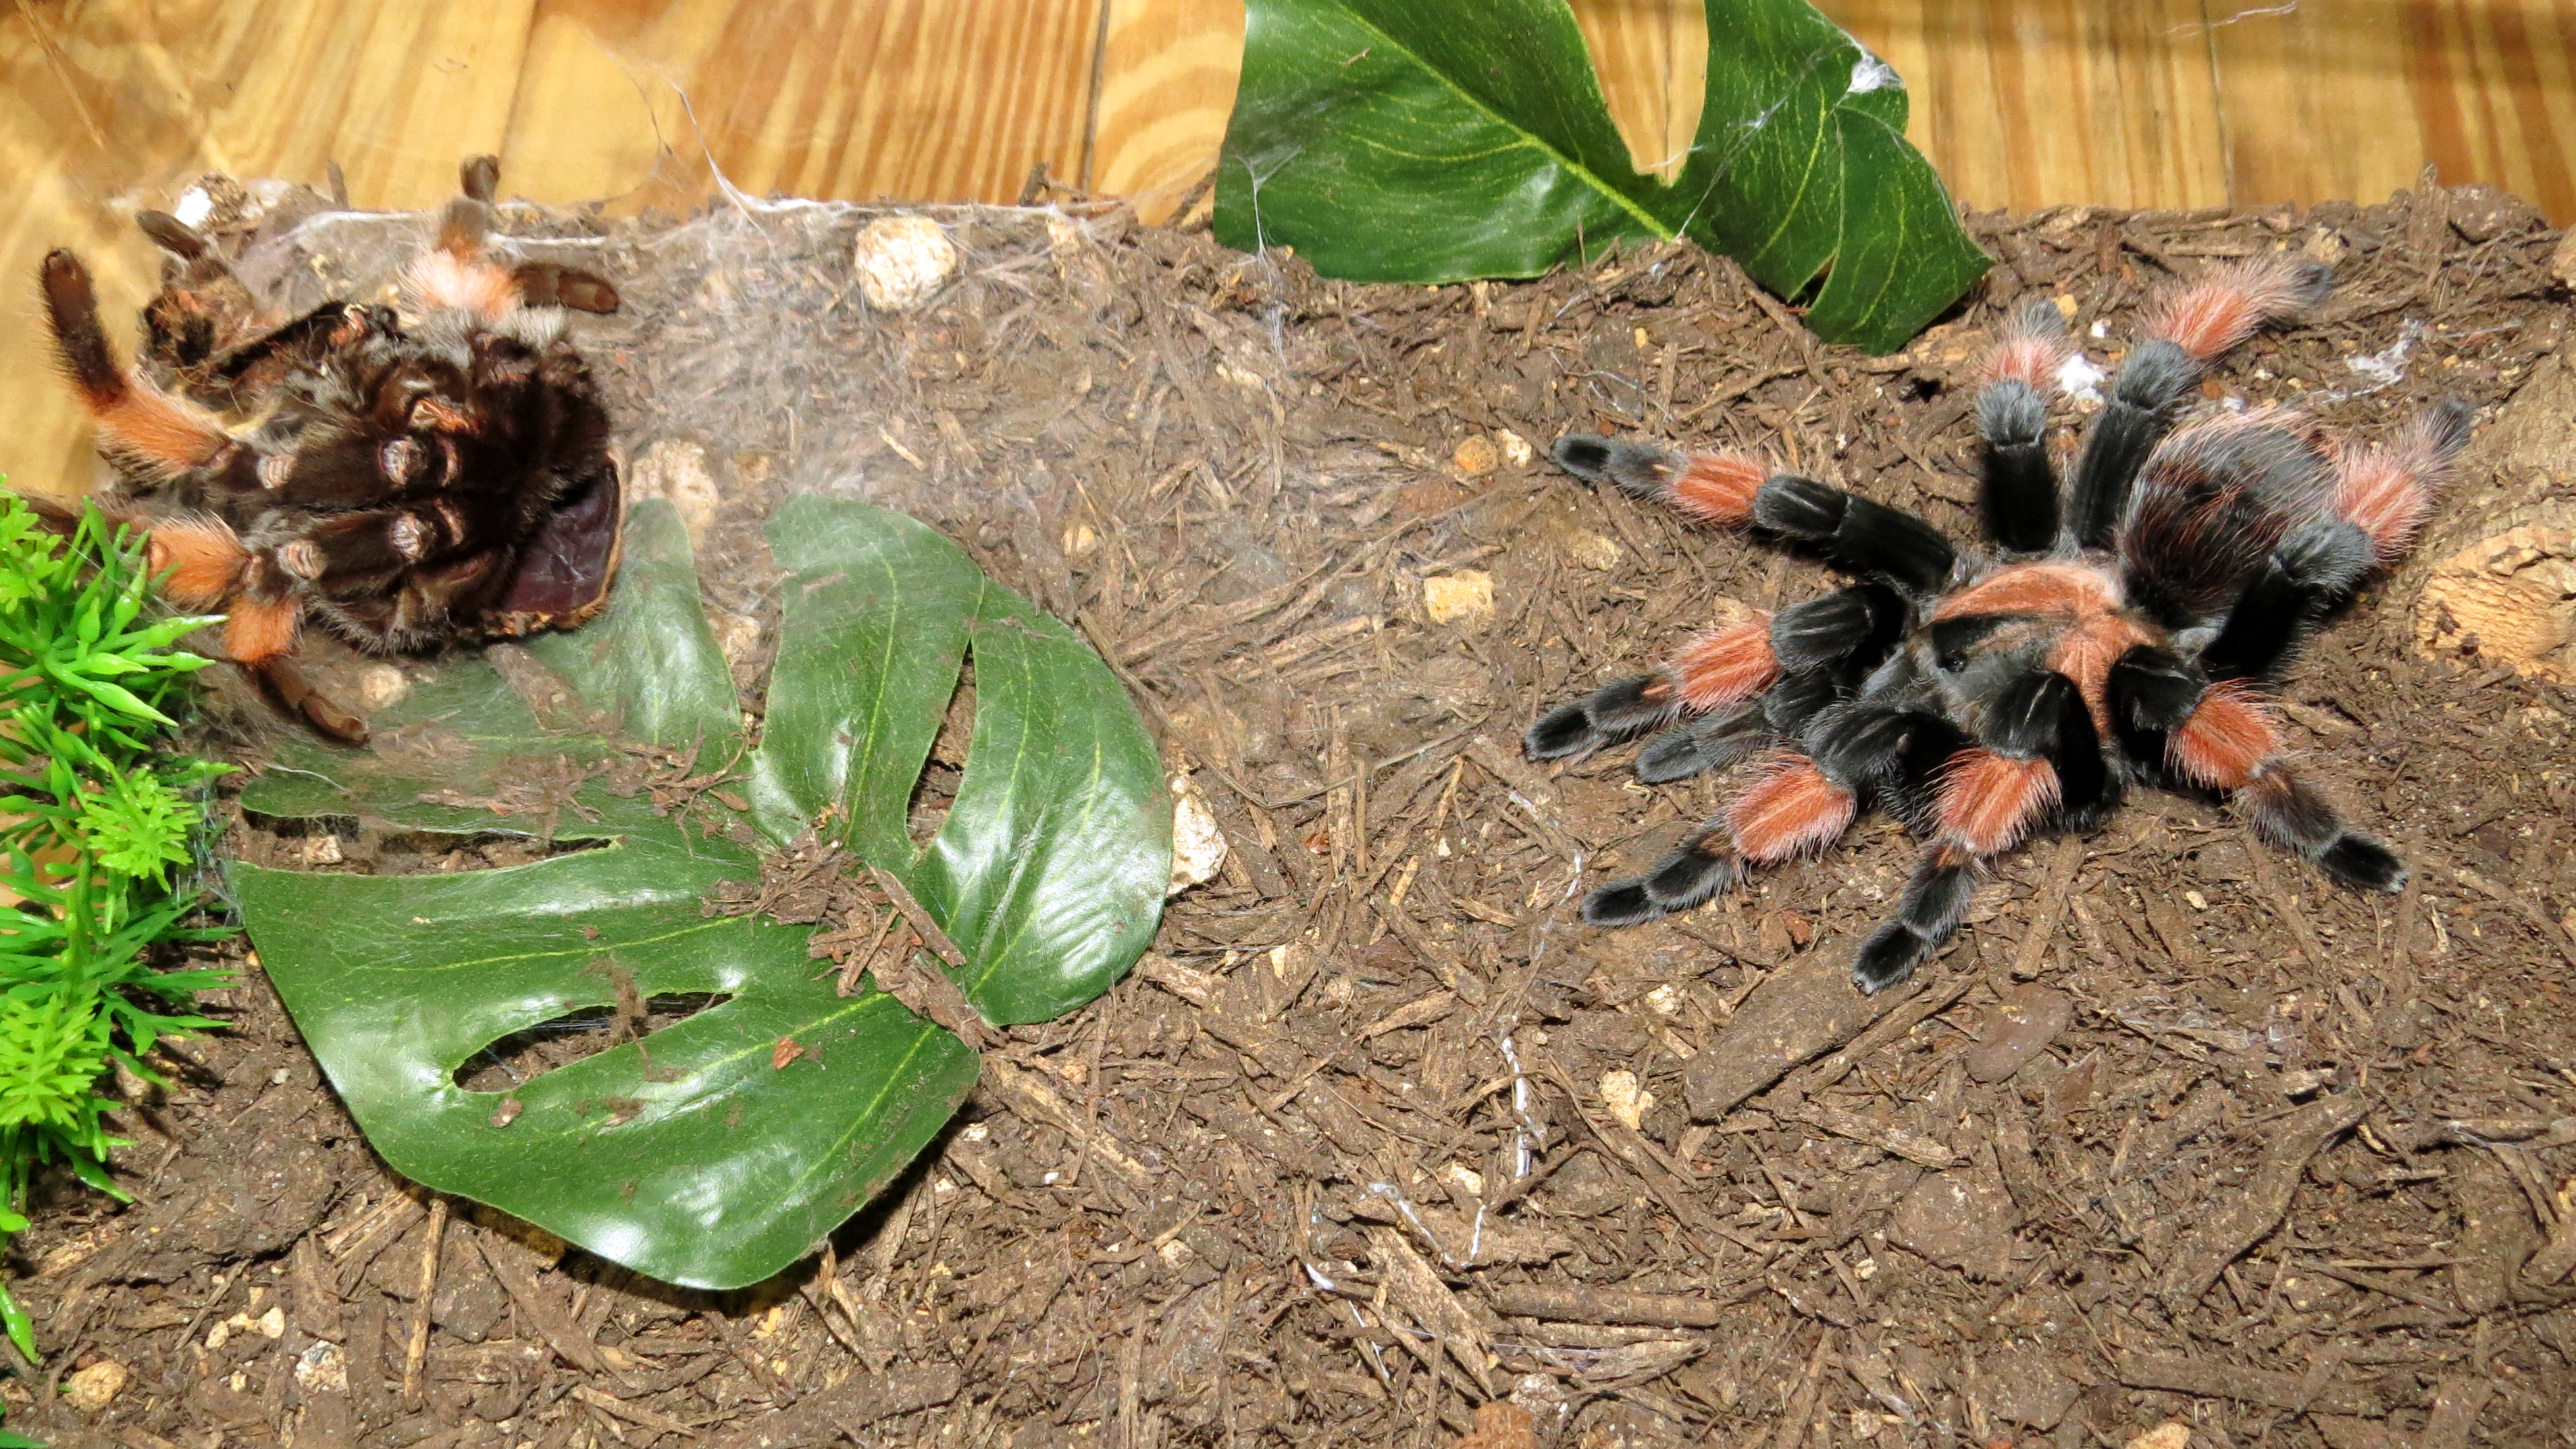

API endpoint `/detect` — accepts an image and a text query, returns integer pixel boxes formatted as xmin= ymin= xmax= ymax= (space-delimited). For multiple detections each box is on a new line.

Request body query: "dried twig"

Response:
xmin=2115 ymin=1352 xmax=2381 ymax=1416
xmin=1482 ymin=1281 xmax=1754 ymax=1328
xmin=863 ymin=865 xmax=1000 ymax=1048
xmin=401 ymin=1197 xmax=446 ymax=1404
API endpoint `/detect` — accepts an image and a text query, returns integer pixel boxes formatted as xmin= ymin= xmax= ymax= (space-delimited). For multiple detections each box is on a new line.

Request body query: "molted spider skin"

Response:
xmin=36 ymin=155 xmax=625 ymax=744
xmin=1532 ymin=254 xmax=2457 ymax=994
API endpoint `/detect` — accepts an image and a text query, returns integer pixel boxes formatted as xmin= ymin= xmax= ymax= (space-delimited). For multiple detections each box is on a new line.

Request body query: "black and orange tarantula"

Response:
xmin=1531 ymin=256 xmax=2466 ymax=994
xmin=39 ymin=155 xmax=623 ymax=744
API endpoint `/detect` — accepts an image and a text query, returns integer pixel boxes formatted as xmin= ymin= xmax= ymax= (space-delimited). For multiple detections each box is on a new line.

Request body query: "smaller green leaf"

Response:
xmin=1216 ymin=0 xmax=1660 ymax=282
xmin=1673 ymin=0 xmax=1988 ymax=351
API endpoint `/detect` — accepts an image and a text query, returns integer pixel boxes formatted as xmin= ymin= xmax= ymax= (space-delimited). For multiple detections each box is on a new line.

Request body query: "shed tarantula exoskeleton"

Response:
xmin=1531 ymin=256 xmax=2467 ymax=994
xmin=38 ymin=155 xmax=625 ymax=744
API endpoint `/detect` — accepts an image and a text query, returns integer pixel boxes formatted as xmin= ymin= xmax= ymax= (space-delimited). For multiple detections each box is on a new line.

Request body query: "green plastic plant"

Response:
xmin=0 ymin=495 xmax=232 ymax=1431
xmin=1215 ymin=0 xmax=1988 ymax=352
xmin=234 ymin=497 xmax=1170 ymax=1290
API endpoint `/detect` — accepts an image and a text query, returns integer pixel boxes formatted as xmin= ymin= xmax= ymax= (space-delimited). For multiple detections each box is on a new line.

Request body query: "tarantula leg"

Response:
xmin=2167 ymin=681 xmax=2404 ymax=890
xmin=1582 ymin=753 xmax=1859 ymax=926
xmin=1607 ymin=586 xmax=1905 ymax=788
xmin=458 ymin=153 xmax=503 ymax=205
xmin=2069 ymin=255 xmax=2331 ymax=547
xmin=143 ymin=514 xmax=251 ymax=610
xmin=1855 ymin=671 xmax=2098 ymax=994
xmin=207 ymin=301 xmax=374 ymax=382
xmin=41 ymin=250 xmax=233 ymax=478
xmin=1526 ymin=675 xmax=1672 ymax=759
xmin=1853 ymin=845 xmax=1983 ymax=994
xmin=1549 ymin=436 xmax=1759 ymax=524
xmin=1770 ymin=584 xmax=1908 ymax=671
xmin=134 ymin=209 xmax=213 ymax=260
xmin=509 ymin=261 xmax=621 ymax=314
xmin=1976 ymin=301 xmax=2071 ymax=553
xmin=2105 ymin=643 xmax=2203 ymax=769
xmin=2332 ymin=399 xmax=2473 ymax=565
xmin=1634 ymin=702 xmax=1770 ymax=784
xmin=1525 ymin=615 xmax=1778 ymax=760
xmin=1750 ymin=475 xmax=1956 ymax=598
xmin=2196 ymin=518 xmax=2375 ymax=682
xmin=1582 ymin=828 xmax=1737 ymax=926
xmin=404 ymin=157 xmax=522 ymax=321
xmin=1990 ymin=667 xmax=2117 ymax=821
xmin=1797 ymin=696 xmax=1969 ymax=832
xmin=1547 ymin=436 xmax=1956 ymax=596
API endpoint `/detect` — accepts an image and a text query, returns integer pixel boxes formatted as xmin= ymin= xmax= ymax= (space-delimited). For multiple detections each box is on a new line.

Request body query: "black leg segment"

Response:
xmin=2196 ymin=518 xmax=2373 ymax=684
xmin=1768 ymin=583 xmax=1908 ymax=671
xmin=2069 ymin=338 xmax=2200 ymax=547
xmin=1853 ymin=846 xmax=1980 ymax=994
xmin=1751 ymin=474 xmax=1957 ymax=597
xmin=1583 ymin=828 xmax=1739 ymax=925
xmin=1634 ymin=704 xmax=1769 ymax=784
xmin=1976 ymin=378 xmax=2060 ymax=552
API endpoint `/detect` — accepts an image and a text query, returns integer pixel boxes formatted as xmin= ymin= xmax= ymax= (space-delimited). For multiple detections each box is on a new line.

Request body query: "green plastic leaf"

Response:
xmin=234 ymin=499 xmax=1169 ymax=1288
xmin=1215 ymin=0 xmax=1662 ymax=279
xmin=1214 ymin=0 xmax=1988 ymax=352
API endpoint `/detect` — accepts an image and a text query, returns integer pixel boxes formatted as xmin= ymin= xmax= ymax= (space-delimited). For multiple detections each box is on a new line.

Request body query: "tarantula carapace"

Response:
xmin=38 ymin=155 xmax=624 ymax=745
xmin=1530 ymin=256 xmax=2467 ymax=994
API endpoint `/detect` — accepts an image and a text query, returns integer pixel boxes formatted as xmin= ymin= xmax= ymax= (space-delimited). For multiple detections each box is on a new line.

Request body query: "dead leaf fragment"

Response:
xmin=772 ymin=1036 xmax=805 ymax=1069
xmin=1965 ymin=984 xmax=2073 ymax=1082
xmin=1455 ymin=1400 xmax=1537 ymax=1449
xmin=2126 ymin=1425 xmax=2191 ymax=1449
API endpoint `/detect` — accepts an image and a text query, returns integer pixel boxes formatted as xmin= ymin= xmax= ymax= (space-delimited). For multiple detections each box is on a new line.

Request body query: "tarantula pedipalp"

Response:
xmin=1530 ymin=255 xmax=2467 ymax=995
xmin=38 ymin=155 xmax=625 ymax=744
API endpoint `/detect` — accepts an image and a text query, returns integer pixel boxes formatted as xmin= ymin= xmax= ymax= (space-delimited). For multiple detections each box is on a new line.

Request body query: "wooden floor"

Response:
xmin=6 ymin=0 xmax=2575 ymax=492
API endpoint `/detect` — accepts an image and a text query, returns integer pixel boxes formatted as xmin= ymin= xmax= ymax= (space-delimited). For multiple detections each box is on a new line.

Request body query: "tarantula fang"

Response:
xmin=38 ymin=155 xmax=625 ymax=745
xmin=1531 ymin=255 xmax=2465 ymax=995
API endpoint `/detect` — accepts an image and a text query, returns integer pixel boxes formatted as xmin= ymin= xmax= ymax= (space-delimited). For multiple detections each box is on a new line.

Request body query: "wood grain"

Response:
xmin=2211 ymin=0 xmax=2576 ymax=222
xmin=1825 ymin=0 xmax=2230 ymax=212
xmin=1092 ymin=0 xmax=1241 ymax=219
xmin=502 ymin=0 xmax=1108 ymax=208
xmin=1572 ymin=0 xmax=1706 ymax=182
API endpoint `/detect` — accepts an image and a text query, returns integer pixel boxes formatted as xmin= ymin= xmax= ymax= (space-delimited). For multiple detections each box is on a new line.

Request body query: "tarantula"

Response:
xmin=38 ymin=155 xmax=625 ymax=744
xmin=1529 ymin=256 xmax=2466 ymax=994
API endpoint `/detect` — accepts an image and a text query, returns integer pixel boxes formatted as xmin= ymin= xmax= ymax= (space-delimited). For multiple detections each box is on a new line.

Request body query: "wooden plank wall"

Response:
xmin=5 ymin=1 xmax=2574 ymax=494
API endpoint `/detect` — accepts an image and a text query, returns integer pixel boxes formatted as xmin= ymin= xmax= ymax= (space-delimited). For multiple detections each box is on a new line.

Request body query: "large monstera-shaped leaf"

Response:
xmin=234 ymin=498 xmax=1169 ymax=1289
xmin=1214 ymin=0 xmax=1987 ymax=352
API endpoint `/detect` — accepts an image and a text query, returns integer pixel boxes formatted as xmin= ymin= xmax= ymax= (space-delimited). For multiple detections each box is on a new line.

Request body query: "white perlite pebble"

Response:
xmin=854 ymin=216 xmax=959 ymax=313
xmin=1166 ymin=775 xmax=1229 ymax=896
xmin=62 ymin=1361 xmax=127 ymax=1413
xmin=1601 ymin=1069 xmax=1654 ymax=1132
